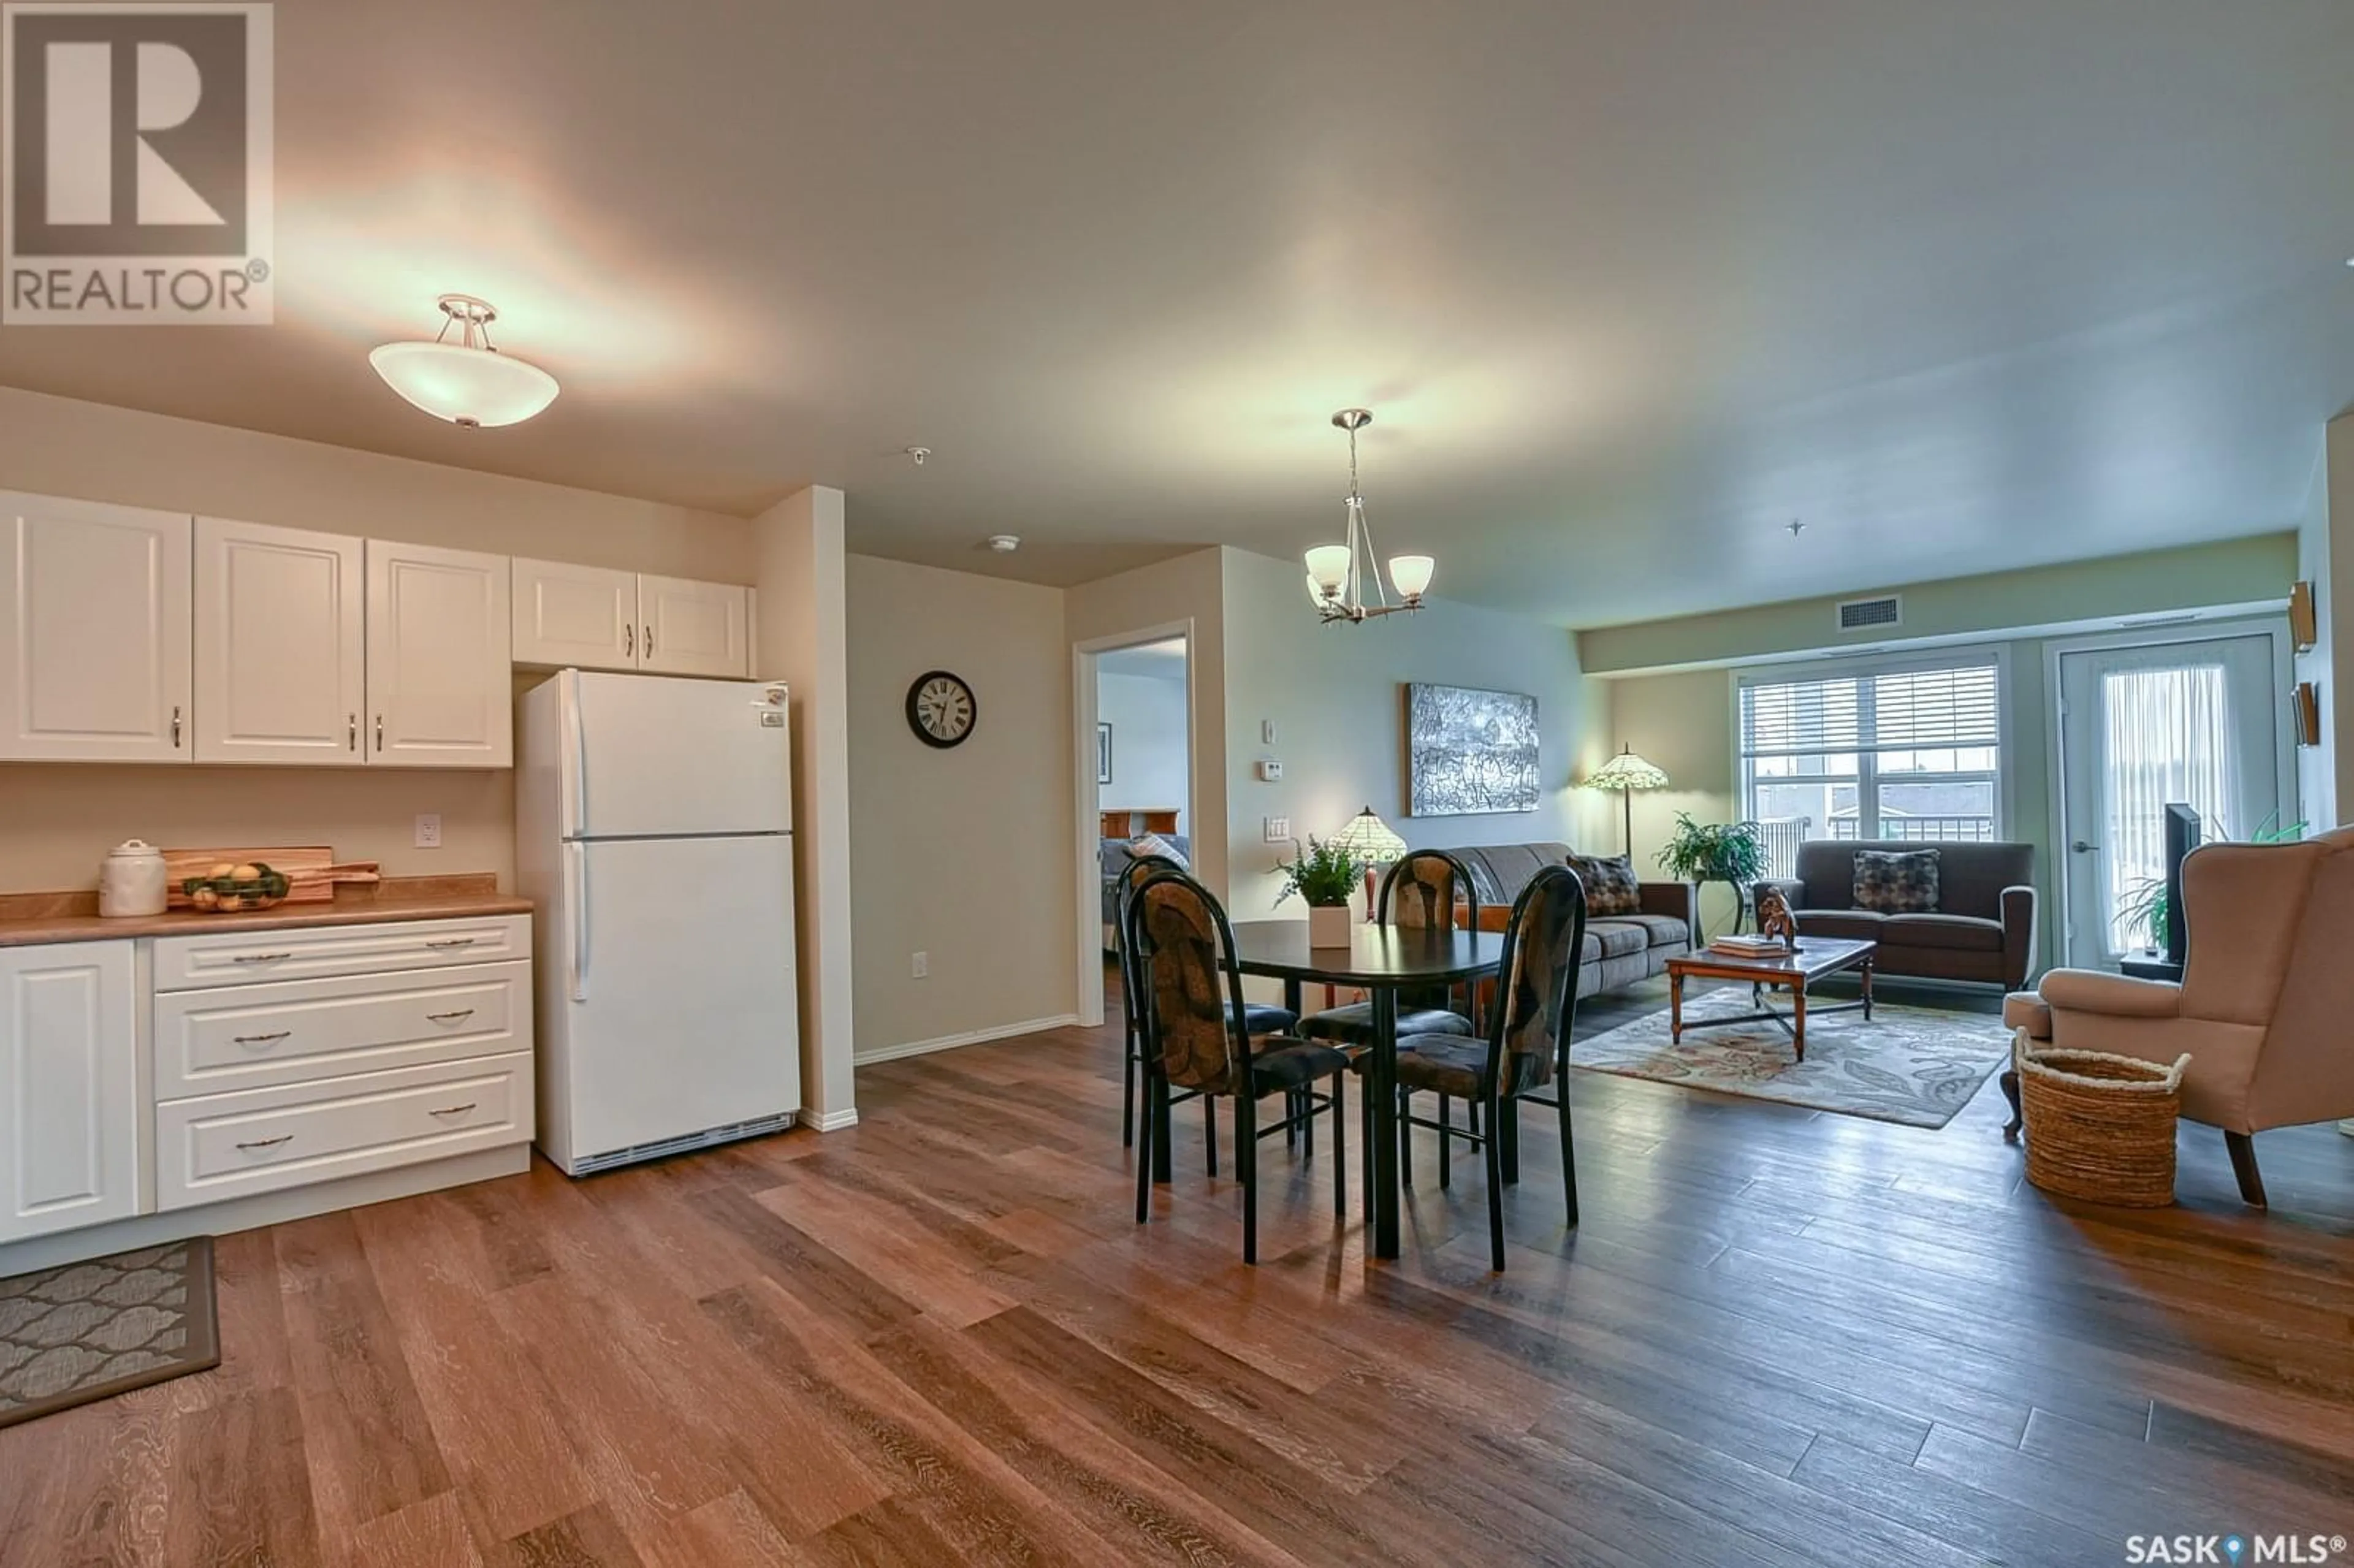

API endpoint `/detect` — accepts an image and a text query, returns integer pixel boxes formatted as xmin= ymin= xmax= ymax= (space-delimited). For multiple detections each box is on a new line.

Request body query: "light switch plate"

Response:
xmin=413 ymin=813 xmax=442 ymax=849
xmin=912 ymin=951 xmax=929 ymax=979
xmin=1264 ymin=816 xmax=1290 ymax=843
xmin=1262 ymin=720 xmax=1279 ymax=744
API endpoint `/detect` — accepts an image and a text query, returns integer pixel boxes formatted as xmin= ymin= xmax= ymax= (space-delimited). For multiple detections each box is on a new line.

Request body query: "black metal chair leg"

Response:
xmin=1286 ymin=1088 xmax=1298 ymax=1151
xmin=1556 ymin=1087 xmax=1579 ymax=1228
xmin=1122 ymin=1029 xmax=1137 ymax=1149
xmin=1400 ymin=1088 xmax=1414 ymax=1188
xmin=1204 ymin=1097 xmax=1219 ymax=1177
xmin=1438 ymin=1095 xmax=1452 ymax=1190
xmin=1360 ymin=1073 xmax=1374 ymax=1222
xmin=1238 ymin=1092 xmax=1259 ymax=1264
xmin=1331 ymin=1071 xmax=1347 ymax=1219
xmin=1135 ymin=1070 xmax=1156 ymax=1224
xmin=1484 ymin=1088 xmax=1506 ymax=1271
xmin=1303 ymin=1086 xmax=1315 ymax=1159
xmin=1499 ymin=1097 xmax=1520 ymax=1185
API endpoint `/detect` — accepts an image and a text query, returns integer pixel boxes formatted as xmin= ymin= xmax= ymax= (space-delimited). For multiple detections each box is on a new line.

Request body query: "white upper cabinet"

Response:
xmin=0 ymin=941 xmax=140 ymax=1243
xmin=639 ymin=574 xmax=750 ymax=678
xmin=0 ymin=493 xmax=194 ymax=763
xmin=367 ymin=540 xmax=512 ymax=767
xmin=511 ymin=557 xmax=638 ymax=669
xmin=194 ymin=517 xmax=366 ymax=764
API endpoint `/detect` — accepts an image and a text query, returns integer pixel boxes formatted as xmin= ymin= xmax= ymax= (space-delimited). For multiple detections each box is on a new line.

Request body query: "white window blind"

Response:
xmin=1740 ymin=663 xmax=2002 ymax=758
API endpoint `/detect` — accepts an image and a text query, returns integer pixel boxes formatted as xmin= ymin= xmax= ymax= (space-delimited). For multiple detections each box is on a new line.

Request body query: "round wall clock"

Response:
xmin=905 ymin=669 xmax=977 ymax=748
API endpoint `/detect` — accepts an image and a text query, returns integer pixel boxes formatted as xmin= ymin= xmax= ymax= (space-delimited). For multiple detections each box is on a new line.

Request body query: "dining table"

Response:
xmin=1227 ymin=919 xmax=1504 ymax=1260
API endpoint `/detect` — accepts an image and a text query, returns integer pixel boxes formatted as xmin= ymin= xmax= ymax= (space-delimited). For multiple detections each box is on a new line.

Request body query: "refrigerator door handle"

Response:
xmin=562 ymin=669 xmax=591 ymax=837
xmin=568 ymin=840 xmax=589 ymax=1002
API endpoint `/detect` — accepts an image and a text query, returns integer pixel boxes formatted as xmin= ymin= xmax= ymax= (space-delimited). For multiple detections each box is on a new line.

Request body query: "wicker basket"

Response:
xmin=2019 ymin=1042 xmax=2190 ymax=1208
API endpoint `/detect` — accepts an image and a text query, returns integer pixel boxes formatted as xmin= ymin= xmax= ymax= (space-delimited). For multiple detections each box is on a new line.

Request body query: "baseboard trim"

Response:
xmin=854 ymin=1013 xmax=1081 ymax=1067
xmin=799 ymin=1106 xmax=861 ymax=1133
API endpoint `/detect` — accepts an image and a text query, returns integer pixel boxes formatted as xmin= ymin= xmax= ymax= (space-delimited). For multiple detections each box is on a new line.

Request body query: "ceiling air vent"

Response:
xmin=1837 ymin=594 xmax=1902 ymax=633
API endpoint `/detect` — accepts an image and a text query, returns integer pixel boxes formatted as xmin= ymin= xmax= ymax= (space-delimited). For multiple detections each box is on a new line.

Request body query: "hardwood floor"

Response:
xmin=7 ymin=975 xmax=2353 ymax=1567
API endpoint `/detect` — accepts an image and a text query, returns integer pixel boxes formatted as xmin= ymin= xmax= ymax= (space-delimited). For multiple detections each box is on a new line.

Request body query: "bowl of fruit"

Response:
xmin=183 ymin=861 xmax=291 ymax=912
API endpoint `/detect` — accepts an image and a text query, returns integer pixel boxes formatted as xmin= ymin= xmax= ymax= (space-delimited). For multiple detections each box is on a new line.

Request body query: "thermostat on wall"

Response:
xmin=1257 ymin=758 xmax=1283 ymax=782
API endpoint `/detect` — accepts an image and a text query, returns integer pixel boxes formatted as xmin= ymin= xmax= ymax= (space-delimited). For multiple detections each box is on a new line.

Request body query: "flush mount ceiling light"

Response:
xmin=1303 ymin=409 xmax=1434 ymax=625
xmin=368 ymin=294 xmax=560 ymax=429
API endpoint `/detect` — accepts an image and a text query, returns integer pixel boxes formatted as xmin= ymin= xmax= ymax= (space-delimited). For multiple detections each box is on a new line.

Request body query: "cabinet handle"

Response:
xmin=424 ymin=937 xmax=476 ymax=950
xmin=625 ymin=623 xmax=634 ymax=658
xmin=236 ymin=1135 xmax=292 ymax=1151
xmin=348 ymin=714 xmax=357 ymax=752
xmin=230 ymin=951 xmax=293 ymax=964
xmin=426 ymin=1008 xmax=476 ymax=1024
xmin=643 ymin=625 xmax=653 ymax=658
xmin=375 ymin=714 xmax=384 ymax=751
xmin=232 ymin=1030 xmax=292 ymax=1045
xmin=172 ymin=705 xmax=182 ymax=747
xmin=428 ymin=1102 xmax=478 ymax=1118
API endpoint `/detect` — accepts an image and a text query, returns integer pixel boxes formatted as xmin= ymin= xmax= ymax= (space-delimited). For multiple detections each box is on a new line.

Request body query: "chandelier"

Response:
xmin=1303 ymin=409 xmax=1433 ymax=623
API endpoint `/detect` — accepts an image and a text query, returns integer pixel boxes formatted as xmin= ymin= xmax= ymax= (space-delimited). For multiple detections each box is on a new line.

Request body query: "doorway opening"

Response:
xmin=2051 ymin=624 xmax=2295 ymax=970
xmin=1073 ymin=624 xmax=1197 ymax=1026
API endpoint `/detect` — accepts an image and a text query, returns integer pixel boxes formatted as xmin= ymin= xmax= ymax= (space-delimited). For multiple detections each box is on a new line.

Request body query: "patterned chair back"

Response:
xmin=1114 ymin=852 xmax=1184 ymax=1036
xmin=1489 ymin=864 xmax=1589 ymax=1092
xmin=1378 ymin=849 xmax=1480 ymax=932
xmin=1124 ymin=870 xmax=1252 ymax=1096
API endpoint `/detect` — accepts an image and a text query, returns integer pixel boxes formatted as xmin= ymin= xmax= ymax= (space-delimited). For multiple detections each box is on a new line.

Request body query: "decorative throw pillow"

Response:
xmin=1565 ymin=853 xmax=1642 ymax=916
xmin=1129 ymin=832 xmax=1187 ymax=869
xmin=1853 ymin=848 xmax=1940 ymax=914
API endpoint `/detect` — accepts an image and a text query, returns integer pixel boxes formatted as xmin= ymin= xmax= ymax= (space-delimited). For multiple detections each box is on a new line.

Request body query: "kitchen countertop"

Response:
xmin=0 ymin=874 xmax=530 ymax=948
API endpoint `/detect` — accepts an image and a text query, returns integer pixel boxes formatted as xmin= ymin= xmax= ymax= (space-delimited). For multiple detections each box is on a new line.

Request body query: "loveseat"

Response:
xmin=1102 ymin=834 xmax=1190 ymax=927
xmin=1762 ymin=839 xmax=2036 ymax=989
xmin=1451 ymin=842 xmax=1693 ymax=998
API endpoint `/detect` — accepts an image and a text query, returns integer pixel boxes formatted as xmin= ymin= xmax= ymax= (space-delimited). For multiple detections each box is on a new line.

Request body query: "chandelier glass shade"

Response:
xmin=370 ymin=295 xmax=560 ymax=429
xmin=1303 ymin=409 xmax=1433 ymax=623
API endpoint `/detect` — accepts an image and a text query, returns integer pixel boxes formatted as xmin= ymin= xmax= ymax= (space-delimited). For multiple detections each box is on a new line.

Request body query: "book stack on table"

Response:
xmin=1708 ymin=933 xmax=1795 ymax=958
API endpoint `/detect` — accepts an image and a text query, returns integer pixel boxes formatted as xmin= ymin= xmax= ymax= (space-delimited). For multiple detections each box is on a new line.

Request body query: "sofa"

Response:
xmin=1762 ymin=839 xmax=2036 ymax=989
xmin=1450 ymin=842 xmax=1693 ymax=999
xmin=1101 ymin=834 xmax=1190 ymax=928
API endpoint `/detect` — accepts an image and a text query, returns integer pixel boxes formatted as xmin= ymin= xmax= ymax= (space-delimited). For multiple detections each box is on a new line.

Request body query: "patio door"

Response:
xmin=2055 ymin=632 xmax=2282 ymax=969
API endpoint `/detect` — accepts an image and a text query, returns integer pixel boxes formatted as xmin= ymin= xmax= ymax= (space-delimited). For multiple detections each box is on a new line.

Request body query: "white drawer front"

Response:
xmin=154 ymin=961 xmax=530 ymax=1100
xmin=153 ymin=915 xmax=530 ymax=990
xmin=156 ymin=1051 xmax=531 ymax=1211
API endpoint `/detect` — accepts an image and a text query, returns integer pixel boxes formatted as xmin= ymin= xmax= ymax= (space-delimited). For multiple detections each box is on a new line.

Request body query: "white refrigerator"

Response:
xmin=517 ymin=670 xmax=802 ymax=1175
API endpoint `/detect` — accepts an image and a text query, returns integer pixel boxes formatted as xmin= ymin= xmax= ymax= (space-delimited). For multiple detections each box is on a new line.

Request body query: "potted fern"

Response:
xmin=1278 ymin=835 xmax=1365 ymax=948
xmin=1655 ymin=814 xmax=1768 ymax=941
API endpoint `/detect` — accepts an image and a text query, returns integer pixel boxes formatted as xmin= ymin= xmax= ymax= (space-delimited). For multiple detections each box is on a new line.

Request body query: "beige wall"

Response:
xmin=1217 ymin=549 xmax=1602 ymax=921
xmin=0 ymin=387 xmax=752 ymax=896
xmin=1602 ymin=668 xmax=1742 ymax=934
xmin=846 ymin=554 xmax=1076 ymax=1058
xmin=1579 ymin=535 xmax=2299 ymax=674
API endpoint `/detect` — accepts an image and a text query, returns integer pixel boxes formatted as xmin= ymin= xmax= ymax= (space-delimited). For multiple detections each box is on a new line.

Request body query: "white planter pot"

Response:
xmin=1308 ymin=904 xmax=1353 ymax=948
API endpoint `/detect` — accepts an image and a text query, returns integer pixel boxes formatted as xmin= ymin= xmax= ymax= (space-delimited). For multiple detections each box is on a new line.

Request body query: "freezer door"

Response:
xmin=565 ymin=671 xmax=791 ymax=839
xmin=560 ymin=834 xmax=801 ymax=1160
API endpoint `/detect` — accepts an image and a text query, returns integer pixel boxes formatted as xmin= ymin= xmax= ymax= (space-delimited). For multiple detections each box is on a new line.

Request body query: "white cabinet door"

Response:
xmin=0 ymin=942 xmax=140 ymax=1243
xmin=367 ymin=540 xmax=512 ymax=767
xmin=511 ymin=557 xmax=639 ymax=670
xmin=639 ymin=574 xmax=750 ymax=678
xmin=0 ymin=493 xmax=193 ymax=763
xmin=194 ymin=517 xmax=365 ymax=764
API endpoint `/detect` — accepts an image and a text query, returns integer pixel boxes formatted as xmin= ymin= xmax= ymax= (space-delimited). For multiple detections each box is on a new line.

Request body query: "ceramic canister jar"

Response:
xmin=99 ymin=839 xmax=170 ymax=918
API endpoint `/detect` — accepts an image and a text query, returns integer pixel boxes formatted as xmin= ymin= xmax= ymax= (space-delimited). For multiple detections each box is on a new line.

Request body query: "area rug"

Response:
xmin=1569 ymin=992 xmax=2012 ymax=1128
xmin=0 ymin=1237 xmax=219 ymax=1428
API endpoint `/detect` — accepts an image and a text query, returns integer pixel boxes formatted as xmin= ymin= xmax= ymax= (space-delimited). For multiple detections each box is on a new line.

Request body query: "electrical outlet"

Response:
xmin=912 ymin=951 xmax=929 ymax=980
xmin=413 ymin=813 xmax=442 ymax=849
xmin=1264 ymin=816 xmax=1290 ymax=843
xmin=1256 ymin=758 xmax=1283 ymax=782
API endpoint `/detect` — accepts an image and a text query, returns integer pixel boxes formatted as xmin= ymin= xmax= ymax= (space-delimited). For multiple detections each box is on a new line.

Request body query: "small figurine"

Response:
xmin=1754 ymin=886 xmax=1801 ymax=950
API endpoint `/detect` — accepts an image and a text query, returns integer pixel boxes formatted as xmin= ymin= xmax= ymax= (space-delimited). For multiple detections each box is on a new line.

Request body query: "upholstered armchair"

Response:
xmin=2003 ymin=826 xmax=2354 ymax=1206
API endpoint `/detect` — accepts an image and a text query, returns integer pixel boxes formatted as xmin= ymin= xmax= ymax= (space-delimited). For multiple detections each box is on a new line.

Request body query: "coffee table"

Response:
xmin=1664 ymin=938 xmax=1876 ymax=1062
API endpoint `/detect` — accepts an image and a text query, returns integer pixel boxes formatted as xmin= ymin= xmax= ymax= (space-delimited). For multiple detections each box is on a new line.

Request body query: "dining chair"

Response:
xmin=1125 ymin=869 xmax=1351 ymax=1264
xmin=1115 ymin=854 xmax=1298 ymax=1168
xmin=1390 ymin=863 xmax=1588 ymax=1271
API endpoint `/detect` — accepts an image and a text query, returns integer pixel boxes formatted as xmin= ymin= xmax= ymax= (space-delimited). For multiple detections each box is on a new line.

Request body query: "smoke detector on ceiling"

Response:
xmin=986 ymin=535 xmax=1020 ymax=553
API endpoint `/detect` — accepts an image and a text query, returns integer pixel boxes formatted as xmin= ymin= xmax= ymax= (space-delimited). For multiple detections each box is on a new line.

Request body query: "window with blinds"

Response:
xmin=1737 ymin=657 xmax=2002 ymax=876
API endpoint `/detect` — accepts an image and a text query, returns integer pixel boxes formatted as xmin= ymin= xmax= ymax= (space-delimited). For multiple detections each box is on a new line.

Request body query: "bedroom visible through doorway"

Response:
xmin=1095 ymin=636 xmax=1192 ymax=948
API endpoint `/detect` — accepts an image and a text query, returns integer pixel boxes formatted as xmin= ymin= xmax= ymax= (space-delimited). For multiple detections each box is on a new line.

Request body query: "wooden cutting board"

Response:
xmin=164 ymin=846 xmax=335 ymax=906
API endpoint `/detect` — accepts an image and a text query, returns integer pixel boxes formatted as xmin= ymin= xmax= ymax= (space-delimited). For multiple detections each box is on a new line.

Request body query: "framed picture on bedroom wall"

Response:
xmin=1097 ymin=722 xmax=1114 ymax=784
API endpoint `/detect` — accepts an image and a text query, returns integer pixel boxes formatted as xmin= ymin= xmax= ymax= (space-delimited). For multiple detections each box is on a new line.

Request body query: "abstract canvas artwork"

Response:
xmin=1406 ymin=683 xmax=1540 ymax=816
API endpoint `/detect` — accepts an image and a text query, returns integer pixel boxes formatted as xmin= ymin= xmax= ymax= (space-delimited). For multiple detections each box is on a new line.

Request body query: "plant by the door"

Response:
xmin=1655 ymin=814 xmax=1768 ymax=941
xmin=2116 ymin=812 xmax=2307 ymax=951
xmin=1278 ymin=835 xmax=1364 ymax=948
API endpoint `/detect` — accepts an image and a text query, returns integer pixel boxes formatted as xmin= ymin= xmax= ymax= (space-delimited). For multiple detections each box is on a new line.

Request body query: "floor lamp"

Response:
xmin=1586 ymin=747 xmax=1670 ymax=857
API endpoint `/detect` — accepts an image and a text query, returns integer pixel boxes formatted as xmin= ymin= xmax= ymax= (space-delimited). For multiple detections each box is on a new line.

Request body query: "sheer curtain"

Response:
xmin=2100 ymin=663 xmax=2238 ymax=953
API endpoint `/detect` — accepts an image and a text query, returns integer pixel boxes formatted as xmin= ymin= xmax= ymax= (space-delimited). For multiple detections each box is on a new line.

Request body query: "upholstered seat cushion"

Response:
xmin=1585 ymin=921 xmax=1650 ymax=961
xmin=1300 ymin=1003 xmax=1472 ymax=1044
xmin=1788 ymin=910 xmax=1886 ymax=942
xmin=1881 ymin=913 xmax=2005 ymax=951
xmin=1611 ymin=913 xmax=1691 ymax=949
xmin=1388 ymin=1033 xmax=1491 ymax=1098
xmin=1247 ymin=1039 xmax=1352 ymax=1092
xmin=1237 ymin=1002 xmax=1301 ymax=1035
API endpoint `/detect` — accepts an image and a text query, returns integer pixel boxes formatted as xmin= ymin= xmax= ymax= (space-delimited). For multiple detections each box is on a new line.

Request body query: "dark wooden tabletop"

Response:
xmin=1228 ymin=919 xmax=1502 ymax=986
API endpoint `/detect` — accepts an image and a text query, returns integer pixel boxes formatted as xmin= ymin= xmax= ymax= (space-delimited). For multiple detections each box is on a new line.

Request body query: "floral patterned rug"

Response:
xmin=0 ymin=1238 xmax=218 ymax=1428
xmin=1569 ymin=991 xmax=2013 ymax=1128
